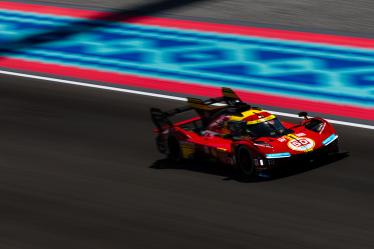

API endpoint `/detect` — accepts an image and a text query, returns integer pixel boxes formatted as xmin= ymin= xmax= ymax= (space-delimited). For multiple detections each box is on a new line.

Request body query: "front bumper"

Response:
xmin=254 ymin=140 xmax=339 ymax=172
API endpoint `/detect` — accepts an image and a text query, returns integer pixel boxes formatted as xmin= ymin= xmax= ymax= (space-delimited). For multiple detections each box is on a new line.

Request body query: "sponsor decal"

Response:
xmin=287 ymin=137 xmax=315 ymax=152
xmin=277 ymin=137 xmax=287 ymax=142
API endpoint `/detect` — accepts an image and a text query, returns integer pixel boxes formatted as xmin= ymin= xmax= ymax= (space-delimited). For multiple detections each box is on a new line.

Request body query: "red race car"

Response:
xmin=151 ymin=88 xmax=340 ymax=177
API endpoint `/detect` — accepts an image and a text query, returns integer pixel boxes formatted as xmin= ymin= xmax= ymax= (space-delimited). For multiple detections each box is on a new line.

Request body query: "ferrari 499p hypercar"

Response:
xmin=151 ymin=88 xmax=340 ymax=177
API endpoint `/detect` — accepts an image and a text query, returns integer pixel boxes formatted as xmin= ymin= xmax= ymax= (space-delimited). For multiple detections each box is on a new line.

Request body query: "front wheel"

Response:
xmin=328 ymin=139 xmax=339 ymax=154
xmin=236 ymin=147 xmax=256 ymax=178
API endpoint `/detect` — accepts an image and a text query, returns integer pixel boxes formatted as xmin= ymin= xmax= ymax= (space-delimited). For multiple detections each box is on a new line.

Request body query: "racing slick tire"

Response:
xmin=236 ymin=147 xmax=256 ymax=178
xmin=325 ymin=139 xmax=341 ymax=161
xmin=156 ymin=135 xmax=167 ymax=154
xmin=328 ymin=139 xmax=339 ymax=154
xmin=167 ymin=136 xmax=183 ymax=162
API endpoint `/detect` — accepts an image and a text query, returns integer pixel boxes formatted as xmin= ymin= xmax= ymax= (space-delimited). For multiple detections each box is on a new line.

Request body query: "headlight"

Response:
xmin=322 ymin=134 xmax=338 ymax=146
xmin=265 ymin=152 xmax=291 ymax=159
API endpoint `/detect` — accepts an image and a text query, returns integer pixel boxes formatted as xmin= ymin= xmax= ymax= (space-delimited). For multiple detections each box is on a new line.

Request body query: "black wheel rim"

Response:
xmin=239 ymin=151 xmax=254 ymax=176
xmin=169 ymin=139 xmax=181 ymax=160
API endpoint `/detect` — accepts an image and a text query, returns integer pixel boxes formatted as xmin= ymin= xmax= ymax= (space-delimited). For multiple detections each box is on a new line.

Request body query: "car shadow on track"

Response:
xmin=150 ymin=152 xmax=349 ymax=182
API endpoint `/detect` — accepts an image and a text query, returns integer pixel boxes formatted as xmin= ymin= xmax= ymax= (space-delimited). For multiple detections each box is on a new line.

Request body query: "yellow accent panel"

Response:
xmin=229 ymin=109 xmax=264 ymax=121
xmin=286 ymin=134 xmax=299 ymax=140
xmin=228 ymin=108 xmax=277 ymax=125
xmin=181 ymin=143 xmax=195 ymax=159
xmin=229 ymin=116 xmax=243 ymax=121
xmin=246 ymin=115 xmax=276 ymax=125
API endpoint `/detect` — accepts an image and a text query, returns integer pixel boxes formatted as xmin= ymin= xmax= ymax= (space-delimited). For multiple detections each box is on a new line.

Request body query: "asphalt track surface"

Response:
xmin=0 ymin=75 xmax=373 ymax=249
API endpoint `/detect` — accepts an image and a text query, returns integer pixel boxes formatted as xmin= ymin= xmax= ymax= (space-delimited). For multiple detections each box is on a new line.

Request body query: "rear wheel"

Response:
xmin=167 ymin=137 xmax=182 ymax=162
xmin=236 ymin=147 xmax=255 ymax=178
xmin=156 ymin=135 xmax=167 ymax=153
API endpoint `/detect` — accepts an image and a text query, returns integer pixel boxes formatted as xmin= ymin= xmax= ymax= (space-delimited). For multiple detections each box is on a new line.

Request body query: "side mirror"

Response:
xmin=298 ymin=111 xmax=309 ymax=120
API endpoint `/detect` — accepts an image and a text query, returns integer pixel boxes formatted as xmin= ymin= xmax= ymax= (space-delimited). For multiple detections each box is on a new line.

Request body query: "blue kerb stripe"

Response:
xmin=12 ymin=51 xmax=372 ymax=106
xmin=0 ymin=9 xmax=373 ymax=107
xmin=1 ymin=9 xmax=374 ymax=56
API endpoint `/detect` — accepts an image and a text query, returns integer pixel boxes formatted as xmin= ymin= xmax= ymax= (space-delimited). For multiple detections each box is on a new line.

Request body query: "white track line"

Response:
xmin=1 ymin=69 xmax=373 ymax=130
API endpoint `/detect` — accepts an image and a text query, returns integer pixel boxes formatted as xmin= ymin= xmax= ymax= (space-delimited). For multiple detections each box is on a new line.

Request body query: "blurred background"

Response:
xmin=9 ymin=0 xmax=374 ymax=36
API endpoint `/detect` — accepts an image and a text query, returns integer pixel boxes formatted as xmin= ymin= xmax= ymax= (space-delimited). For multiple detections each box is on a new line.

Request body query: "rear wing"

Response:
xmin=187 ymin=87 xmax=243 ymax=108
xmin=222 ymin=87 xmax=242 ymax=104
xmin=150 ymin=87 xmax=248 ymax=131
xmin=150 ymin=106 xmax=189 ymax=132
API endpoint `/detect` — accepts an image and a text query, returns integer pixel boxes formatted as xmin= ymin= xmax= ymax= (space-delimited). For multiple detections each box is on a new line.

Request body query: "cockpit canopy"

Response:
xmin=224 ymin=110 xmax=292 ymax=138
xmin=228 ymin=117 xmax=291 ymax=138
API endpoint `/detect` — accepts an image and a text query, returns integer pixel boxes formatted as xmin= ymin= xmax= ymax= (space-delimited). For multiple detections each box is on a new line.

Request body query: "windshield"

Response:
xmin=244 ymin=118 xmax=291 ymax=138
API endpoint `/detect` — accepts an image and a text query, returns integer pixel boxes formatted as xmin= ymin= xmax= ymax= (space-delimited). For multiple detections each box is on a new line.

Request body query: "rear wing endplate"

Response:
xmin=150 ymin=87 xmax=247 ymax=131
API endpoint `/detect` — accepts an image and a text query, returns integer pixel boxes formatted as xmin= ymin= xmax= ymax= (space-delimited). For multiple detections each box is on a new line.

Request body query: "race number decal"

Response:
xmin=287 ymin=138 xmax=315 ymax=152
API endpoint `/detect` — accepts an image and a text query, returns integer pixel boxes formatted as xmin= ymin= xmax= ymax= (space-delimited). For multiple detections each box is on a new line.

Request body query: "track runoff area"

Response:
xmin=0 ymin=1 xmax=373 ymax=129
